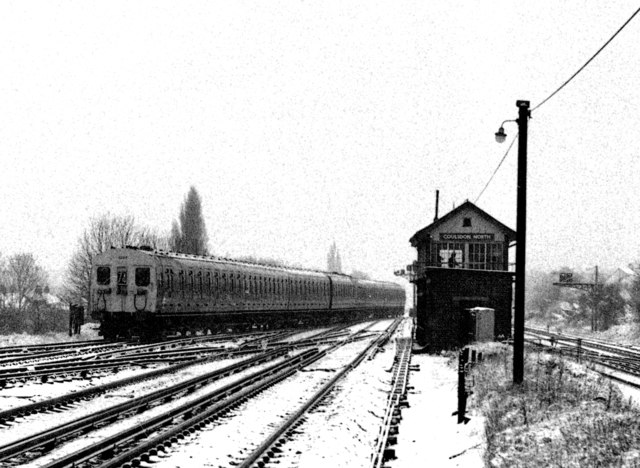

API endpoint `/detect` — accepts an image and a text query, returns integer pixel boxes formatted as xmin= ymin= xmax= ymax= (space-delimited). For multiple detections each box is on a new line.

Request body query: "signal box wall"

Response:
xmin=415 ymin=266 xmax=513 ymax=351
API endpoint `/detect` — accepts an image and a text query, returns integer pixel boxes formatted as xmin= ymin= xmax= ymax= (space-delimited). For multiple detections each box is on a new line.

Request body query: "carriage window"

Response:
xmin=165 ymin=269 xmax=173 ymax=291
xmin=97 ymin=267 xmax=111 ymax=285
xmin=135 ymin=267 xmax=151 ymax=287
xmin=179 ymin=271 xmax=185 ymax=290
xmin=197 ymin=271 xmax=203 ymax=293
xmin=206 ymin=271 xmax=211 ymax=293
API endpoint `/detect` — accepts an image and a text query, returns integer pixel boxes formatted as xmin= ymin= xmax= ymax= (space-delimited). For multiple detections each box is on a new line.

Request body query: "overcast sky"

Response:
xmin=1 ymin=1 xmax=639 ymax=285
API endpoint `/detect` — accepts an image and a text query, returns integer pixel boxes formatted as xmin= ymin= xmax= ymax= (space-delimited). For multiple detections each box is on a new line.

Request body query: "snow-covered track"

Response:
xmin=370 ymin=333 xmax=412 ymax=468
xmin=525 ymin=327 xmax=640 ymax=360
xmin=0 ymin=348 xmax=291 ymax=466
xmin=0 ymin=339 xmax=115 ymax=357
xmin=238 ymin=318 xmax=403 ymax=468
xmin=0 ymin=332 xmax=292 ymax=388
xmin=27 ymin=349 xmax=321 ymax=468
xmin=0 ymin=343 xmax=130 ymax=367
xmin=91 ymin=330 xmax=282 ymax=360
xmin=0 ymin=321 xmax=395 ymax=468
xmin=0 ymin=349 xmax=262 ymax=426
xmin=525 ymin=327 xmax=640 ymax=385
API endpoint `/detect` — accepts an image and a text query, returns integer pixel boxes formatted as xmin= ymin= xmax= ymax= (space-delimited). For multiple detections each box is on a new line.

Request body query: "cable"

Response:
xmin=475 ymin=132 xmax=518 ymax=203
xmin=532 ymin=5 xmax=640 ymax=113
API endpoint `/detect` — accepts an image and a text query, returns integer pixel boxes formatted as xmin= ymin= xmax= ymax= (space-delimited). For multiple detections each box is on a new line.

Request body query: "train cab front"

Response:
xmin=90 ymin=249 xmax=156 ymax=340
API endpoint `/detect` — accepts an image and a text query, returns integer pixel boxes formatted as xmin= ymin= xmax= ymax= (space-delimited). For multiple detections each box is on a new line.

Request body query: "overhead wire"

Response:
xmin=532 ymin=5 xmax=640 ymax=113
xmin=475 ymin=132 xmax=518 ymax=203
xmin=476 ymin=5 xmax=640 ymax=202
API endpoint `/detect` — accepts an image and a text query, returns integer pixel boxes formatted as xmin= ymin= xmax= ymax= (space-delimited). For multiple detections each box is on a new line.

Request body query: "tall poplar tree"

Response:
xmin=326 ymin=242 xmax=342 ymax=273
xmin=171 ymin=187 xmax=209 ymax=255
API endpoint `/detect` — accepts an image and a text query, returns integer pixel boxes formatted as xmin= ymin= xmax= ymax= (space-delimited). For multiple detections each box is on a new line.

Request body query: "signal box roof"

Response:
xmin=410 ymin=200 xmax=516 ymax=247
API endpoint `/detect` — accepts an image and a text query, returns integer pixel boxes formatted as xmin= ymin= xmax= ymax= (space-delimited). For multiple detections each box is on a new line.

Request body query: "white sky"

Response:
xmin=1 ymin=1 xmax=639 ymax=284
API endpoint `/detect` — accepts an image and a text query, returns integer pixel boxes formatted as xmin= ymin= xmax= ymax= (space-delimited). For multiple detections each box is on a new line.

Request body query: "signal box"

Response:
xmin=409 ymin=201 xmax=515 ymax=350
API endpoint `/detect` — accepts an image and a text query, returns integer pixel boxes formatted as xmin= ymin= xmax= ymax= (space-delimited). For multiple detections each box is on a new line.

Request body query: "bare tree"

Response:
xmin=64 ymin=213 xmax=167 ymax=306
xmin=170 ymin=187 xmax=209 ymax=255
xmin=4 ymin=253 xmax=47 ymax=313
xmin=137 ymin=226 xmax=171 ymax=251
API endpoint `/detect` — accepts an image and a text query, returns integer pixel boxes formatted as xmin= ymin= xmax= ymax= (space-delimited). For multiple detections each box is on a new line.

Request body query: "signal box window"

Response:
xmin=97 ymin=267 xmax=111 ymax=285
xmin=135 ymin=268 xmax=151 ymax=287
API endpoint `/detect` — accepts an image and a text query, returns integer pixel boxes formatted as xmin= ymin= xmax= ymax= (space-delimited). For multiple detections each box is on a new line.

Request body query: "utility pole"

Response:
xmin=513 ymin=100 xmax=530 ymax=385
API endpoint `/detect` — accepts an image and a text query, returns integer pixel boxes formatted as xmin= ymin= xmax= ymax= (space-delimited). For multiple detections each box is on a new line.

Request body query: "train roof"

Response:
xmin=95 ymin=246 xmax=403 ymax=288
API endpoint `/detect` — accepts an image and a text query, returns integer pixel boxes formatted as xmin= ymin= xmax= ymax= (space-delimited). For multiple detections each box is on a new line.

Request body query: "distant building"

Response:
xmin=606 ymin=266 xmax=637 ymax=286
xmin=409 ymin=201 xmax=515 ymax=350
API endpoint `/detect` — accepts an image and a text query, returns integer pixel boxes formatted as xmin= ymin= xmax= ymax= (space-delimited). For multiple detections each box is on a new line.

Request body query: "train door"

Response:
xmin=284 ymin=276 xmax=291 ymax=310
xmin=133 ymin=265 xmax=153 ymax=313
xmin=116 ymin=266 xmax=128 ymax=312
xmin=327 ymin=276 xmax=334 ymax=310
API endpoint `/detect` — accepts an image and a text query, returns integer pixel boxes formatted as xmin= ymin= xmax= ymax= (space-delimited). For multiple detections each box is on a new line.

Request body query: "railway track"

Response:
xmin=0 ymin=330 xmax=286 ymax=369
xmin=525 ymin=326 xmax=640 ymax=387
xmin=0 ymin=348 xmax=292 ymax=466
xmin=0 ymin=339 xmax=115 ymax=357
xmin=237 ymin=319 xmax=404 ymax=468
xmin=0 ymin=329 xmax=334 ymax=422
xmin=370 ymin=333 xmax=413 ymax=468
xmin=0 ymin=331 xmax=297 ymax=388
xmin=0 ymin=319 xmax=405 ymax=468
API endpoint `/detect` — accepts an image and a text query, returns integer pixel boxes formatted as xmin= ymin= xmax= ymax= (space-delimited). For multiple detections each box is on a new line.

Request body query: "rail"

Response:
xmin=238 ymin=317 xmax=404 ymax=468
xmin=371 ymin=326 xmax=413 ymax=468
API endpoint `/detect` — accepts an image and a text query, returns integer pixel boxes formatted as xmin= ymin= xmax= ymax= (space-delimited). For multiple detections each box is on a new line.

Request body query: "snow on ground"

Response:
xmin=0 ymin=363 xmax=171 ymax=411
xmin=145 ymin=338 xmax=380 ymax=467
xmin=367 ymin=319 xmax=395 ymax=332
xmin=388 ymin=354 xmax=485 ymax=468
xmin=278 ymin=327 xmax=333 ymax=343
xmin=273 ymin=325 xmax=399 ymax=467
xmin=20 ymin=353 xmax=295 ymax=468
xmin=0 ymin=324 xmax=101 ymax=347
xmin=0 ymin=354 xmax=262 ymax=447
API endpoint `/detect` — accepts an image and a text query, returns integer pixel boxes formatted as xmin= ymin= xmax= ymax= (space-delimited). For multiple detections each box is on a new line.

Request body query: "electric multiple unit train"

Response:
xmin=90 ymin=246 xmax=406 ymax=340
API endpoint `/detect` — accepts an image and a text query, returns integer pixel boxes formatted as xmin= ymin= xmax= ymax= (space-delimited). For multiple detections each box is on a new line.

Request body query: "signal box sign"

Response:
xmin=440 ymin=233 xmax=495 ymax=241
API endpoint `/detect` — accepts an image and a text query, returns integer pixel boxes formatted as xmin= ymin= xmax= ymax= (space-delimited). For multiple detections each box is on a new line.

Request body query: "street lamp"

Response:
xmin=494 ymin=120 xmax=515 ymax=143
xmin=495 ymin=101 xmax=530 ymax=385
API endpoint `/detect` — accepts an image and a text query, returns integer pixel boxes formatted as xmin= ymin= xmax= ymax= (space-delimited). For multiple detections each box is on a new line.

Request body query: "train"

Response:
xmin=90 ymin=246 xmax=406 ymax=340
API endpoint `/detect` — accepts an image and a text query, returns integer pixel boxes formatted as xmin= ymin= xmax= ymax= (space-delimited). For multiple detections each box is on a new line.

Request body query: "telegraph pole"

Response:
xmin=513 ymin=100 xmax=530 ymax=385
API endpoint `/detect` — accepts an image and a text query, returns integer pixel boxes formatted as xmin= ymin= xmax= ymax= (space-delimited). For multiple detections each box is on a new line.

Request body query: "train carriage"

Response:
xmin=91 ymin=247 xmax=405 ymax=340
